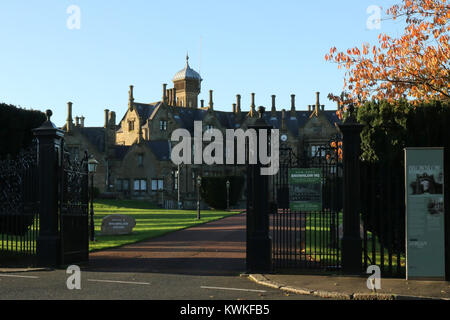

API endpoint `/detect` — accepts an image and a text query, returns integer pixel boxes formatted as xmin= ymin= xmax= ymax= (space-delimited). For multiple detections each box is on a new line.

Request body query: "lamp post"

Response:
xmin=88 ymin=157 xmax=99 ymax=242
xmin=226 ymin=180 xmax=231 ymax=211
xmin=178 ymin=164 xmax=183 ymax=209
xmin=197 ymin=175 xmax=202 ymax=220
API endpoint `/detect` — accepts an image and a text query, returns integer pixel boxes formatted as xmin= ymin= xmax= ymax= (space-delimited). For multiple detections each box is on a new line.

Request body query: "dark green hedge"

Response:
xmin=200 ymin=176 xmax=245 ymax=210
xmin=0 ymin=103 xmax=46 ymax=159
xmin=0 ymin=103 xmax=45 ymax=235
xmin=357 ymin=100 xmax=450 ymax=163
xmin=356 ymin=100 xmax=450 ymax=252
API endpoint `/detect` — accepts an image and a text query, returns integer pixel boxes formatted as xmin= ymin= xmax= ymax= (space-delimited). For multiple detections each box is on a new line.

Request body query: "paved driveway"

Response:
xmin=88 ymin=213 xmax=247 ymax=275
xmin=0 ymin=213 xmax=324 ymax=300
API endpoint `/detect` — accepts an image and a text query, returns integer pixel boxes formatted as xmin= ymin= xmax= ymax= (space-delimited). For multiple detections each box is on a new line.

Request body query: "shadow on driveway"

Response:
xmin=86 ymin=213 xmax=247 ymax=276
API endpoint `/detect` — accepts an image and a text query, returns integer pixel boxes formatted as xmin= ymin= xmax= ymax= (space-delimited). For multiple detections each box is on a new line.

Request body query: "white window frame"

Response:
xmin=152 ymin=179 xmax=164 ymax=191
xmin=134 ymin=179 xmax=147 ymax=194
xmin=160 ymin=120 xmax=168 ymax=131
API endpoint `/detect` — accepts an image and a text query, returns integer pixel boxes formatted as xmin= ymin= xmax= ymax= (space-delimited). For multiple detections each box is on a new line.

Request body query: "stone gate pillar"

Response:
xmin=337 ymin=105 xmax=364 ymax=274
xmin=33 ymin=110 xmax=65 ymax=267
xmin=246 ymin=107 xmax=272 ymax=273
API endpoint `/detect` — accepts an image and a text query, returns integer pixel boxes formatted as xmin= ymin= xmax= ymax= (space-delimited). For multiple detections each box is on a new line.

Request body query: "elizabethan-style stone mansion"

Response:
xmin=62 ymin=56 xmax=342 ymax=208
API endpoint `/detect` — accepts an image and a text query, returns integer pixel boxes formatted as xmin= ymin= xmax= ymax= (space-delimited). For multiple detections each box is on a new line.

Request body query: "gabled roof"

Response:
xmin=113 ymin=145 xmax=131 ymax=160
xmin=145 ymin=140 xmax=171 ymax=161
xmin=172 ymin=107 xmax=207 ymax=133
xmin=134 ymin=102 xmax=160 ymax=125
xmin=119 ymin=101 xmax=341 ymax=138
xmin=262 ymin=111 xmax=341 ymax=137
xmin=78 ymin=127 xmax=105 ymax=152
xmin=111 ymin=142 xmax=170 ymax=162
xmin=215 ymin=111 xmax=237 ymax=129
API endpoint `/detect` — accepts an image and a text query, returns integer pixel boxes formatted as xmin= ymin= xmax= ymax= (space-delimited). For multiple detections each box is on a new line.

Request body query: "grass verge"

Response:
xmin=90 ymin=199 xmax=240 ymax=252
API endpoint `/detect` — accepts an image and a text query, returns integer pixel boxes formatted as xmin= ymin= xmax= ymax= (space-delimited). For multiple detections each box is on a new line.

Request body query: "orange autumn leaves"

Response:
xmin=329 ymin=140 xmax=343 ymax=161
xmin=325 ymin=0 xmax=449 ymax=105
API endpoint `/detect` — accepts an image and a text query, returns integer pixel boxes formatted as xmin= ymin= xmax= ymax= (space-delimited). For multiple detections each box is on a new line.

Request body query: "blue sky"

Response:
xmin=0 ymin=0 xmax=403 ymax=127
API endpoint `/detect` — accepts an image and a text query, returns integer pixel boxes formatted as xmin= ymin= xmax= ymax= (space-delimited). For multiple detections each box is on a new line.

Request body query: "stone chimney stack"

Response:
xmin=281 ymin=109 xmax=286 ymax=131
xmin=66 ymin=102 xmax=74 ymax=132
xmin=271 ymin=95 xmax=276 ymax=116
xmin=128 ymin=85 xmax=134 ymax=111
xmin=168 ymin=89 xmax=172 ymax=105
xmin=104 ymin=109 xmax=110 ymax=128
xmin=236 ymin=94 xmax=242 ymax=113
xmin=80 ymin=116 xmax=85 ymax=128
xmin=308 ymin=105 xmax=312 ymax=112
xmin=208 ymin=90 xmax=214 ymax=109
xmin=163 ymin=84 xmax=168 ymax=104
xmin=75 ymin=116 xmax=80 ymax=127
xmin=248 ymin=93 xmax=256 ymax=117
xmin=291 ymin=94 xmax=296 ymax=117
xmin=321 ymin=105 xmax=325 ymax=111
xmin=173 ymin=88 xmax=177 ymax=106
xmin=201 ymin=99 xmax=204 ymax=108
xmin=233 ymin=103 xmax=236 ymax=113
xmin=109 ymin=111 xmax=116 ymax=128
xmin=315 ymin=92 xmax=321 ymax=114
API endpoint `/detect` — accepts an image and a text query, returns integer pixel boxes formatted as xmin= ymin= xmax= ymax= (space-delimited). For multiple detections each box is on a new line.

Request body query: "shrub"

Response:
xmin=200 ymin=176 xmax=245 ymax=210
xmin=0 ymin=103 xmax=46 ymax=159
xmin=356 ymin=100 xmax=450 ymax=252
xmin=357 ymin=100 xmax=450 ymax=163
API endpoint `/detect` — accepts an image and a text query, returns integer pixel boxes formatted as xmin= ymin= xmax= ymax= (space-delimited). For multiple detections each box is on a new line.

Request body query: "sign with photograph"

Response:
xmin=288 ymin=168 xmax=322 ymax=211
xmin=405 ymin=148 xmax=445 ymax=280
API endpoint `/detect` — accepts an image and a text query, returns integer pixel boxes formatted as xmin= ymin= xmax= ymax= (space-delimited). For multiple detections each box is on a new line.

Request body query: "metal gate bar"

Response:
xmin=0 ymin=143 xmax=39 ymax=266
xmin=271 ymin=141 xmax=343 ymax=272
xmin=360 ymin=161 xmax=406 ymax=278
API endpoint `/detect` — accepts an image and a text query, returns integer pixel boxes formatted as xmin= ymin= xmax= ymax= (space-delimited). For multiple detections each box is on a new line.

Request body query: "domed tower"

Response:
xmin=172 ymin=54 xmax=202 ymax=108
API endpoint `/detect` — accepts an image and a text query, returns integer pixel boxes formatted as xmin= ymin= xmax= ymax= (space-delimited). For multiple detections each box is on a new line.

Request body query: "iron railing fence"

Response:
xmin=0 ymin=143 xmax=39 ymax=265
xmin=360 ymin=161 xmax=406 ymax=278
xmin=271 ymin=140 xmax=343 ymax=272
xmin=59 ymin=142 xmax=89 ymax=266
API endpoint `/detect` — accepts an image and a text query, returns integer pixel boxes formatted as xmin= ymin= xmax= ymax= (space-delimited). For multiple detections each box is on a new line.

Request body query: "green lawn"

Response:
xmin=90 ymin=199 xmax=240 ymax=252
xmin=303 ymin=212 xmax=342 ymax=265
xmin=305 ymin=212 xmax=406 ymax=273
xmin=2 ymin=200 xmax=406 ymax=275
xmin=274 ymin=211 xmax=406 ymax=275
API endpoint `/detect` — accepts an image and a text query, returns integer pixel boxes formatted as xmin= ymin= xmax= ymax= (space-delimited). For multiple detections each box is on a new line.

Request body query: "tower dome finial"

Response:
xmin=173 ymin=53 xmax=202 ymax=82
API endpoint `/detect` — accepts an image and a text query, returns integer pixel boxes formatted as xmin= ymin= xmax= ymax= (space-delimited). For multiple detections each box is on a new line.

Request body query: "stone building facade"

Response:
xmin=61 ymin=56 xmax=342 ymax=208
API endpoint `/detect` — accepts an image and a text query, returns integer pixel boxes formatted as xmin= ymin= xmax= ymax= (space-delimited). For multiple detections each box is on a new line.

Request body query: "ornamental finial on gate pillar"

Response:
xmin=36 ymin=109 xmax=58 ymax=130
xmin=46 ymin=110 xmax=52 ymax=122
xmin=344 ymin=103 xmax=357 ymax=124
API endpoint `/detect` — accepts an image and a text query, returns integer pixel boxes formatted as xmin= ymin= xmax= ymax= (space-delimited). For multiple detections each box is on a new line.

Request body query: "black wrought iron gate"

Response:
xmin=0 ymin=113 xmax=90 ymax=267
xmin=59 ymin=142 xmax=89 ymax=266
xmin=0 ymin=143 xmax=39 ymax=266
xmin=270 ymin=136 xmax=343 ymax=271
xmin=0 ymin=139 xmax=90 ymax=267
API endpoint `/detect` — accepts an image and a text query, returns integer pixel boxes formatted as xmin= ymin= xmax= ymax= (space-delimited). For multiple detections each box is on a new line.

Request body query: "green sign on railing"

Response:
xmin=405 ymin=148 xmax=445 ymax=280
xmin=288 ymin=168 xmax=322 ymax=211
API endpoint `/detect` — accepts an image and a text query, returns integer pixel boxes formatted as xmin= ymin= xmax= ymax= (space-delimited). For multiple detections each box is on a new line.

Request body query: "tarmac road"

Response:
xmin=0 ymin=269 xmax=320 ymax=300
xmin=0 ymin=214 xmax=324 ymax=300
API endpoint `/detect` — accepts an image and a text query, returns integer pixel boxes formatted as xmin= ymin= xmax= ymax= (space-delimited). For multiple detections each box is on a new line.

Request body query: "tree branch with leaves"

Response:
xmin=326 ymin=0 xmax=449 ymax=105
